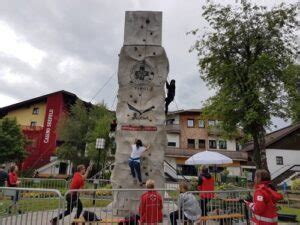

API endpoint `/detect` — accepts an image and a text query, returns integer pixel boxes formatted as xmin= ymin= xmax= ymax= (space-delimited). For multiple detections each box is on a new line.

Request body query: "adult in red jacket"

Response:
xmin=7 ymin=165 xmax=21 ymax=214
xmin=197 ymin=167 xmax=214 ymax=216
xmin=245 ymin=169 xmax=283 ymax=225
xmin=139 ymin=179 xmax=163 ymax=225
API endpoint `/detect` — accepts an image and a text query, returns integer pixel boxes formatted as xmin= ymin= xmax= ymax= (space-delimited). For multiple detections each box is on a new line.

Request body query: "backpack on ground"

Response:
xmin=82 ymin=210 xmax=101 ymax=221
xmin=118 ymin=214 xmax=140 ymax=225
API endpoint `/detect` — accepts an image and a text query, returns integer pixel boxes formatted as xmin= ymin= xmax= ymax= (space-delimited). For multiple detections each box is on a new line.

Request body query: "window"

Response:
xmin=219 ymin=140 xmax=227 ymax=149
xmin=30 ymin=121 xmax=37 ymax=127
xmin=168 ymin=142 xmax=176 ymax=147
xmin=208 ymin=120 xmax=216 ymax=126
xmin=199 ymin=139 xmax=206 ymax=148
xmin=199 ymin=120 xmax=205 ymax=128
xmin=32 ymin=107 xmax=39 ymax=115
xmin=209 ymin=140 xmax=217 ymax=149
xmin=276 ymin=156 xmax=283 ymax=165
xmin=177 ymin=165 xmax=197 ymax=176
xmin=166 ymin=119 xmax=175 ymax=125
xmin=187 ymin=139 xmax=195 ymax=148
xmin=187 ymin=119 xmax=194 ymax=128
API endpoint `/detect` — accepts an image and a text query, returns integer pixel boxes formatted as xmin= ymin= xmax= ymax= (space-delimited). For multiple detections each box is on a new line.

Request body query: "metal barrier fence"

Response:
xmin=182 ymin=190 xmax=252 ymax=225
xmin=0 ymin=187 xmax=63 ymax=225
xmin=19 ymin=178 xmax=68 ymax=190
xmin=0 ymin=186 xmax=253 ymax=225
xmin=18 ymin=178 xmax=178 ymax=192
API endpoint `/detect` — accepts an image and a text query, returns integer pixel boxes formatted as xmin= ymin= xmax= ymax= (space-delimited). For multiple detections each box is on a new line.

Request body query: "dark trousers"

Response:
xmin=129 ymin=160 xmax=142 ymax=183
xmin=199 ymin=199 xmax=211 ymax=216
xmin=170 ymin=210 xmax=188 ymax=225
xmin=52 ymin=193 xmax=82 ymax=222
xmin=165 ymin=96 xmax=174 ymax=114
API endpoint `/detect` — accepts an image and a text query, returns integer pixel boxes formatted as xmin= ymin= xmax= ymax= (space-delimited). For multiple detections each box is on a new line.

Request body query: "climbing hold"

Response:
xmin=134 ymin=100 xmax=137 ymax=104
xmin=140 ymin=25 xmax=144 ymax=29
xmin=130 ymin=95 xmax=133 ymax=98
xmin=150 ymin=169 xmax=152 ymax=172
xmin=146 ymin=19 xmax=150 ymax=24
xmin=134 ymin=47 xmax=138 ymax=51
xmin=148 ymin=153 xmax=151 ymax=156
xmin=150 ymin=32 xmax=153 ymax=35
xmin=153 ymin=52 xmax=156 ymax=55
xmin=119 ymin=185 xmax=122 ymax=188
xmin=145 ymin=172 xmax=149 ymax=176
xmin=143 ymin=39 xmax=146 ymax=42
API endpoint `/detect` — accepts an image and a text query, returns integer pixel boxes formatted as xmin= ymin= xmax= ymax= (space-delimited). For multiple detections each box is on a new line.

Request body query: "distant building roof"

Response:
xmin=0 ymin=90 xmax=85 ymax=117
xmin=241 ymin=123 xmax=300 ymax=152
xmin=168 ymin=109 xmax=203 ymax=115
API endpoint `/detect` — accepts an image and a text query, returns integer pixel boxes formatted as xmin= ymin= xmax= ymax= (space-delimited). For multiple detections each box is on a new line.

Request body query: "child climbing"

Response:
xmin=129 ymin=139 xmax=150 ymax=186
xmin=165 ymin=79 xmax=176 ymax=114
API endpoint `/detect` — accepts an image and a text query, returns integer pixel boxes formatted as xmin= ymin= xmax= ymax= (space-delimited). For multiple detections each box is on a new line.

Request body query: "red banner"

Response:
xmin=121 ymin=125 xmax=157 ymax=131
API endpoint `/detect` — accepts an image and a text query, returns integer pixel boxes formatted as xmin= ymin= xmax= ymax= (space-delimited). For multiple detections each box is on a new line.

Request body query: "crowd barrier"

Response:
xmin=0 ymin=187 xmax=63 ymax=225
xmin=0 ymin=186 xmax=253 ymax=225
xmin=19 ymin=178 xmax=68 ymax=190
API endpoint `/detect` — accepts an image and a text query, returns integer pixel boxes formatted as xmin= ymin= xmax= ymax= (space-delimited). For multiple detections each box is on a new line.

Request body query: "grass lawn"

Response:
xmin=279 ymin=206 xmax=300 ymax=222
xmin=0 ymin=198 xmax=111 ymax=215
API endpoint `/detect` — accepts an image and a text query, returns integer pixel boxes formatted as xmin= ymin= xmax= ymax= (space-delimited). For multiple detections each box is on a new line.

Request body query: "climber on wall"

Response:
xmin=165 ymin=79 xmax=176 ymax=114
xmin=129 ymin=139 xmax=150 ymax=187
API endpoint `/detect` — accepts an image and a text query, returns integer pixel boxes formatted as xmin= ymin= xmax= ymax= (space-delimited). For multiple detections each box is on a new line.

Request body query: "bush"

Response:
xmin=291 ymin=179 xmax=300 ymax=191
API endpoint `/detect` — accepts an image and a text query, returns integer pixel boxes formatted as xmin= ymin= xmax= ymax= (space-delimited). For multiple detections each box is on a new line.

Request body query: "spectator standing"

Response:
xmin=7 ymin=165 xmax=21 ymax=214
xmin=245 ymin=169 xmax=283 ymax=225
xmin=139 ymin=179 xmax=163 ymax=225
xmin=0 ymin=164 xmax=8 ymax=187
xmin=197 ymin=167 xmax=215 ymax=216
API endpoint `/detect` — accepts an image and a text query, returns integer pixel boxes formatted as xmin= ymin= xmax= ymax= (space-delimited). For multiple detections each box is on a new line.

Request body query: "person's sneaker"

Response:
xmin=140 ymin=182 xmax=145 ymax=187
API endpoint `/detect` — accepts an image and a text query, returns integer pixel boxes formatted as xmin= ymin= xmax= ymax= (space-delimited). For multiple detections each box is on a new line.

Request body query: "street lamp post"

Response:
xmin=93 ymin=138 xmax=105 ymax=205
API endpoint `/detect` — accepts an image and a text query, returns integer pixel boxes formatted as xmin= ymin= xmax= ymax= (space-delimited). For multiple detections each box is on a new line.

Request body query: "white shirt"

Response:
xmin=130 ymin=144 xmax=146 ymax=159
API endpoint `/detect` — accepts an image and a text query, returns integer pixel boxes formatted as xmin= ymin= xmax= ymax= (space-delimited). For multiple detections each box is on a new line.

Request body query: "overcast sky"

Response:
xmin=0 ymin=0 xmax=298 ymax=130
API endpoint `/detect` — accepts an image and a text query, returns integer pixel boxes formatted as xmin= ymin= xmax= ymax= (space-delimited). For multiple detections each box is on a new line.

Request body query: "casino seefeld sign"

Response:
xmin=43 ymin=109 xmax=54 ymax=143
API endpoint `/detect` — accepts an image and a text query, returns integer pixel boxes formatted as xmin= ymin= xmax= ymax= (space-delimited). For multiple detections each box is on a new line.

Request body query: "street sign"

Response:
xmin=95 ymin=138 xmax=105 ymax=149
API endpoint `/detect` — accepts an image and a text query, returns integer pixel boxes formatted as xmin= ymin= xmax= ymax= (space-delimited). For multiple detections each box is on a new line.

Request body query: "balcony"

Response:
xmin=21 ymin=125 xmax=43 ymax=131
xmin=165 ymin=147 xmax=248 ymax=161
xmin=165 ymin=124 xmax=180 ymax=134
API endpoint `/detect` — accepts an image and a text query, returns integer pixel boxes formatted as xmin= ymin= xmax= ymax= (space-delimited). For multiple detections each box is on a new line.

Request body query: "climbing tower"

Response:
xmin=111 ymin=11 xmax=168 ymax=215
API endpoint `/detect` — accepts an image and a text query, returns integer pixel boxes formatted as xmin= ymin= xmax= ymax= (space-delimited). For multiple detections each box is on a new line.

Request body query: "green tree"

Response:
xmin=57 ymin=100 xmax=114 ymax=169
xmin=57 ymin=100 xmax=90 ymax=165
xmin=191 ymin=0 xmax=298 ymax=169
xmin=285 ymin=64 xmax=300 ymax=123
xmin=0 ymin=117 xmax=27 ymax=164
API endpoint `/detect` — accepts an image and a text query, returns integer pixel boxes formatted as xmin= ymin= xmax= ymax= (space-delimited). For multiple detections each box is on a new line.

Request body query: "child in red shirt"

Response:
xmin=139 ymin=179 xmax=163 ymax=225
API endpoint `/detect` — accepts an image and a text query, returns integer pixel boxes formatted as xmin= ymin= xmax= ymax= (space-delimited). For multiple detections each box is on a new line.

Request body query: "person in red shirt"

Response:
xmin=197 ymin=167 xmax=214 ymax=216
xmin=139 ymin=179 xmax=163 ymax=225
xmin=7 ymin=165 xmax=21 ymax=214
xmin=51 ymin=164 xmax=92 ymax=225
xmin=245 ymin=169 xmax=283 ymax=225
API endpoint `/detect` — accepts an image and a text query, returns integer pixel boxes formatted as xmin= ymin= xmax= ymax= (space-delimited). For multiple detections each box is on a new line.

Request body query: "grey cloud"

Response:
xmin=0 ymin=0 xmax=298 ymax=131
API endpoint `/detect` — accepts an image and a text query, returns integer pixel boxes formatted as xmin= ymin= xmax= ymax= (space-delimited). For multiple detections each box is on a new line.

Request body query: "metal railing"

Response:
xmin=181 ymin=190 xmax=252 ymax=225
xmin=0 ymin=187 xmax=63 ymax=225
xmin=0 ymin=185 xmax=255 ymax=225
xmin=19 ymin=178 xmax=68 ymax=190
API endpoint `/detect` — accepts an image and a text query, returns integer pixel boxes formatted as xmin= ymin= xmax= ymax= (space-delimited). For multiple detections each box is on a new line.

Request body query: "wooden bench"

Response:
xmin=73 ymin=217 xmax=121 ymax=225
xmin=195 ymin=213 xmax=244 ymax=225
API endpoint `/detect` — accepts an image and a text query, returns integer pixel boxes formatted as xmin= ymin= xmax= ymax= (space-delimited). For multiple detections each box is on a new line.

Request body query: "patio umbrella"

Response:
xmin=185 ymin=150 xmax=233 ymax=182
xmin=185 ymin=150 xmax=233 ymax=165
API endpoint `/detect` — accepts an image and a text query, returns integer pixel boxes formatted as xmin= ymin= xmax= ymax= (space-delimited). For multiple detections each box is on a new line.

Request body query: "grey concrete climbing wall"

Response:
xmin=111 ymin=11 xmax=168 ymax=216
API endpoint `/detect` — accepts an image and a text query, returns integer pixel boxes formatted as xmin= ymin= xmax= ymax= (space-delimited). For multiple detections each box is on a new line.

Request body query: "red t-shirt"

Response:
xmin=70 ymin=172 xmax=84 ymax=190
xmin=8 ymin=172 xmax=18 ymax=187
xmin=139 ymin=190 xmax=163 ymax=224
